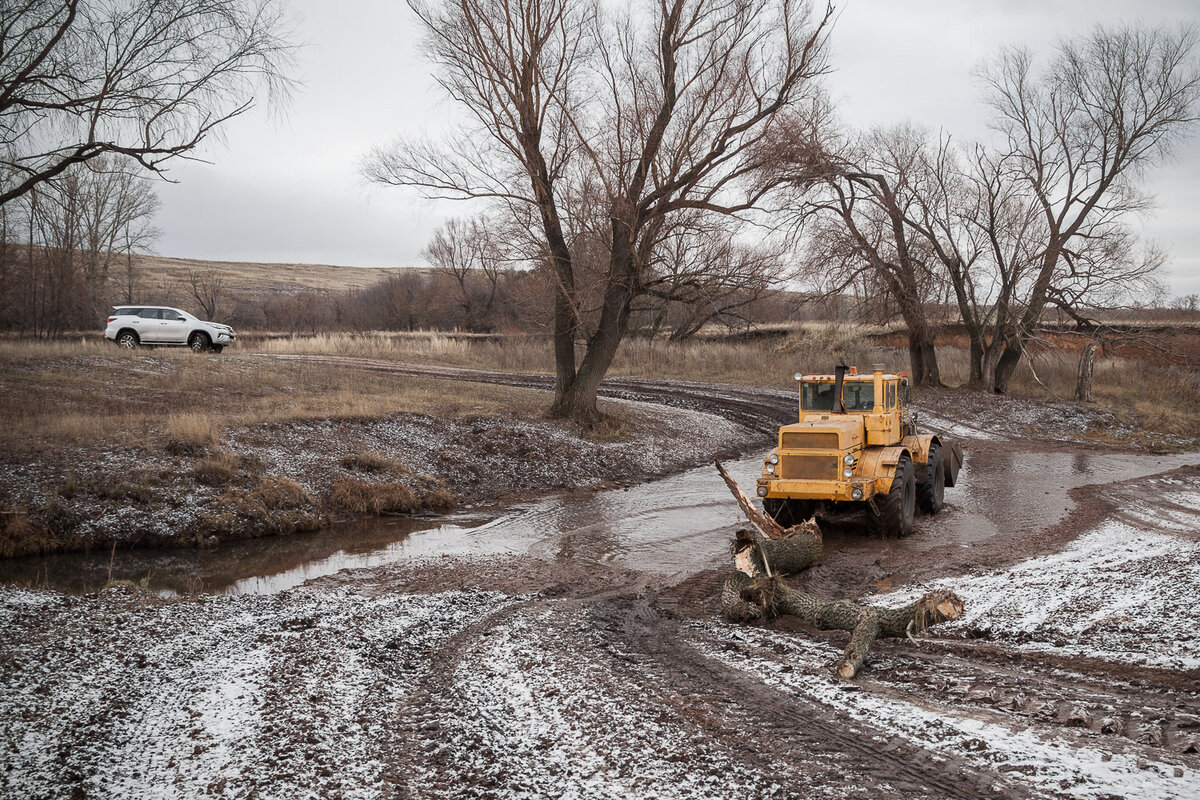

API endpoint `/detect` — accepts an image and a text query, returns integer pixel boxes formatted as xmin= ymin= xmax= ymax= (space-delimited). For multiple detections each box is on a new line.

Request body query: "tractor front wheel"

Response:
xmin=870 ymin=453 xmax=915 ymax=537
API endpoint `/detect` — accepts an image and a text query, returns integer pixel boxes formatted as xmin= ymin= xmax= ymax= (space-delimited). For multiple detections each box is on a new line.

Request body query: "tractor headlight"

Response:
xmin=843 ymin=467 xmax=854 ymax=479
xmin=851 ymin=487 xmax=864 ymax=500
xmin=757 ymin=485 xmax=769 ymax=497
xmin=769 ymin=453 xmax=779 ymax=465
xmin=794 ymin=372 xmax=803 ymax=381
xmin=766 ymin=463 xmax=776 ymax=474
xmin=843 ymin=453 xmax=856 ymax=466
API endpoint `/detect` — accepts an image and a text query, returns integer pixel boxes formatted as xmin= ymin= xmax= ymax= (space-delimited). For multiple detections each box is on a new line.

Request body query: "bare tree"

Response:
xmin=183 ymin=268 xmax=225 ymax=320
xmin=976 ymin=23 xmax=1200 ymax=392
xmin=366 ymin=0 xmax=833 ymax=423
xmin=423 ymin=215 xmax=510 ymax=331
xmin=0 ymin=0 xmax=295 ymax=207
xmin=640 ymin=215 xmax=786 ymax=341
xmin=0 ymin=158 xmax=159 ymax=333
xmin=789 ymin=125 xmax=947 ymax=385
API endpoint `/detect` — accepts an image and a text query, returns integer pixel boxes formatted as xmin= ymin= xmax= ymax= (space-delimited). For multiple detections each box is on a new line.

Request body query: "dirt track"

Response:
xmin=2 ymin=358 xmax=1198 ymax=799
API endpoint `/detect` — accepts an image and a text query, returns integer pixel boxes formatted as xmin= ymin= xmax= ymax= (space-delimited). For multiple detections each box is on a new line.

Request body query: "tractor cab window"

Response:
xmin=801 ymin=382 xmax=836 ymax=411
xmin=842 ymin=382 xmax=874 ymax=411
xmin=886 ymin=382 xmax=896 ymax=409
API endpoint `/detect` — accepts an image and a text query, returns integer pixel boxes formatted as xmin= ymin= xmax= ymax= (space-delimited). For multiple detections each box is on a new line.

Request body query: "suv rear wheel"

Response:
xmin=116 ymin=331 xmax=139 ymax=349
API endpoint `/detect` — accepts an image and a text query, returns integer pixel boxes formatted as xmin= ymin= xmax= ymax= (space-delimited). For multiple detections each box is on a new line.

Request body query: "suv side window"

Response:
xmin=113 ymin=307 xmax=134 ymax=316
xmin=137 ymin=308 xmax=161 ymax=319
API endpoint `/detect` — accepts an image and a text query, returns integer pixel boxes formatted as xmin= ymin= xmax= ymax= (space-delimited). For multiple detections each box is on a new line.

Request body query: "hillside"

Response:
xmin=132 ymin=254 xmax=416 ymax=296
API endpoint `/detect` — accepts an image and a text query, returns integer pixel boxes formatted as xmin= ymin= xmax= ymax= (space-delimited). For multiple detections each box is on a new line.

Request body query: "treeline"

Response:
xmin=161 ymin=265 xmax=803 ymax=337
xmin=0 ymin=159 xmax=158 ymax=337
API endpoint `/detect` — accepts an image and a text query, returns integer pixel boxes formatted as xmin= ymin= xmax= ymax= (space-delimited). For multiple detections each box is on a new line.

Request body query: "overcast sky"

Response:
xmin=153 ymin=0 xmax=1200 ymax=297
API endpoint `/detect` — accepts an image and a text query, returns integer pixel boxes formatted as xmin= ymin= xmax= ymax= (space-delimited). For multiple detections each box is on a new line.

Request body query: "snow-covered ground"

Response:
xmin=875 ymin=473 xmax=1200 ymax=671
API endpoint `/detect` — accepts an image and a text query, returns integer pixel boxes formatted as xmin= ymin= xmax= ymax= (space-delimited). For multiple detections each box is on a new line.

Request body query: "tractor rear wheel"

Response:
xmin=870 ymin=453 xmax=915 ymax=537
xmin=917 ymin=443 xmax=945 ymax=514
xmin=762 ymin=497 xmax=815 ymax=528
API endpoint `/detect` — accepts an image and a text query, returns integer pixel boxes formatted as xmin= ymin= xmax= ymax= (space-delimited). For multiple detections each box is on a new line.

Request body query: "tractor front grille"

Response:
xmin=780 ymin=455 xmax=838 ymax=481
xmin=781 ymin=431 xmax=839 ymax=449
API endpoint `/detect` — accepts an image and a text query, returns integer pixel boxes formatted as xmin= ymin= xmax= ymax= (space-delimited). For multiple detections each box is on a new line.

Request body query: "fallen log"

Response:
xmin=739 ymin=577 xmax=964 ymax=678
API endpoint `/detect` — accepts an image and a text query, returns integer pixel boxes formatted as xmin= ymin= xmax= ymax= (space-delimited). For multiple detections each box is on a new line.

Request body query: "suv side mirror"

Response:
xmin=175 ymin=316 xmax=186 ymax=321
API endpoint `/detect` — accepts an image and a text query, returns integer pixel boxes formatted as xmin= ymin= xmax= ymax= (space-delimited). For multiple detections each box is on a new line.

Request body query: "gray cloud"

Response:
xmin=153 ymin=0 xmax=1200 ymax=295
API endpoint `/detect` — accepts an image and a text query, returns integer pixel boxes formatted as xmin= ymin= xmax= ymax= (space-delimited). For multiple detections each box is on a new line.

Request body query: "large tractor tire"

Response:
xmin=870 ymin=453 xmax=915 ymax=537
xmin=762 ymin=497 xmax=816 ymax=528
xmin=917 ymin=443 xmax=945 ymax=514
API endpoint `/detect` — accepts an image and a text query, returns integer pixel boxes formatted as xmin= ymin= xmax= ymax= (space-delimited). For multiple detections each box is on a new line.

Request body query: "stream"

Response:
xmin=1 ymin=447 xmax=1194 ymax=597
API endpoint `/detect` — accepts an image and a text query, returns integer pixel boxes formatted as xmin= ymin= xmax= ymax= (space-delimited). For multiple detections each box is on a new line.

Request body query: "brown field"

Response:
xmin=0 ymin=340 xmax=542 ymax=451
xmin=4 ymin=326 xmax=1197 ymax=452
xmin=131 ymin=254 xmax=414 ymax=295
xmin=247 ymin=328 xmax=1200 ymax=438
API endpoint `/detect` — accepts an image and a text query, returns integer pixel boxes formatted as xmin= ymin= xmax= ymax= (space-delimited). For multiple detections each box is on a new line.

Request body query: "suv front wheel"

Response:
xmin=188 ymin=332 xmax=212 ymax=353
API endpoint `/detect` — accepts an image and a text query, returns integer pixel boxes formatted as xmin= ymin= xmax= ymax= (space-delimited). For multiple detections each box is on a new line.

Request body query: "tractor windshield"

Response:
xmin=801 ymin=382 xmax=836 ymax=411
xmin=842 ymin=382 xmax=874 ymax=411
xmin=801 ymin=381 xmax=875 ymax=411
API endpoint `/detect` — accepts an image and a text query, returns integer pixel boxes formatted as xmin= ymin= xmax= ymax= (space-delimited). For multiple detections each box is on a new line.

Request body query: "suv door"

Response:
xmin=136 ymin=307 xmax=162 ymax=341
xmin=157 ymin=308 xmax=188 ymax=344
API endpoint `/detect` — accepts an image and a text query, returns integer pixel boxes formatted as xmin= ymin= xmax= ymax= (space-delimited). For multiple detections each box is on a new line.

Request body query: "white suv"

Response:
xmin=105 ymin=306 xmax=236 ymax=353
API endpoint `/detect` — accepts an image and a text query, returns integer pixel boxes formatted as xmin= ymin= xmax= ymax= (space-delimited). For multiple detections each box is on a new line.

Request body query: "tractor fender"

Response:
xmin=900 ymin=434 xmax=941 ymax=464
xmin=858 ymin=446 xmax=911 ymax=491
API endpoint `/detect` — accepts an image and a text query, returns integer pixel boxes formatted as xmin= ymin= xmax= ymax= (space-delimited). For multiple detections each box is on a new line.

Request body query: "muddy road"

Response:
xmin=2 ymin=358 xmax=1198 ymax=800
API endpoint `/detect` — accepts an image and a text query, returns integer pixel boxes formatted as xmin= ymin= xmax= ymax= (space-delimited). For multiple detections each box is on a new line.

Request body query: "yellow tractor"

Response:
xmin=756 ymin=364 xmax=963 ymax=536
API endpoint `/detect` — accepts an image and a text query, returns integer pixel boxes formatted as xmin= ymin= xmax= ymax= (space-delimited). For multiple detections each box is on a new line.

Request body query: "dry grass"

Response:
xmin=192 ymin=451 xmax=243 ymax=486
xmin=0 ymin=340 xmax=546 ymax=451
xmin=3 ymin=330 xmax=1195 ymax=454
xmin=341 ymin=452 xmax=409 ymax=475
xmin=0 ymin=510 xmax=60 ymax=558
xmin=165 ymin=413 xmax=220 ymax=455
xmin=326 ymin=478 xmax=419 ymax=515
xmin=131 ymin=254 xmax=409 ymax=295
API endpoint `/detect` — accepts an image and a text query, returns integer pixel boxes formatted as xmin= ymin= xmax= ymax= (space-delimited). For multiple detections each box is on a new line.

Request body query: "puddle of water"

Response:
xmin=1 ymin=451 xmax=1192 ymax=596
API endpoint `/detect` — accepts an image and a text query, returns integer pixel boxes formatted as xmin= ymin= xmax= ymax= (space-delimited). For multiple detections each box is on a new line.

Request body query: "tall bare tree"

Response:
xmin=0 ymin=0 xmax=295 ymax=207
xmin=789 ymin=125 xmax=947 ymax=385
xmin=977 ymin=23 xmax=1200 ymax=392
xmin=366 ymin=0 xmax=833 ymax=423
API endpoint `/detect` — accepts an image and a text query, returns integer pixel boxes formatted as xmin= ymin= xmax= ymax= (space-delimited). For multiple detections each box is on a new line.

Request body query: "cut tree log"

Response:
xmin=738 ymin=576 xmax=965 ymax=678
xmin=715 ymin=460 xmax=965 ymax=678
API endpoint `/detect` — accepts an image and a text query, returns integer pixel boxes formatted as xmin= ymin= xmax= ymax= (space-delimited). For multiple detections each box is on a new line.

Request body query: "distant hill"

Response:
xmin=131 ymin=254 xmax=418 ymax=296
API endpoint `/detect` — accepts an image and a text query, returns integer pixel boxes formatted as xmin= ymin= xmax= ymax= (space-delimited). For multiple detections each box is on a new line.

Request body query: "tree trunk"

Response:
xmin=733 ymin=577 xmax=965 ymax=678
xmin=992 ymin=338 xmax=1023 ymax=393
xmin=1075 ymin=341 xmax=1097 ymax=403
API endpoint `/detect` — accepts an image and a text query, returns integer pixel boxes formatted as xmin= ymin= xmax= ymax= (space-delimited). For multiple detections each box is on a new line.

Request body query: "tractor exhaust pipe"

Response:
xmin=832 ymin=364 xmax=847 ymax=414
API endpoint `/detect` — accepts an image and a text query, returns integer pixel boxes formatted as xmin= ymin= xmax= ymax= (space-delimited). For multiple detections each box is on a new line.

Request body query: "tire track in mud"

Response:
xmin=256 ymin=354 xmax=796 ymax=436
xmin=266 ymin=354 xmax=1199 ymax=798
xmin=385 ymin=581 xmax=1017 ymax=799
